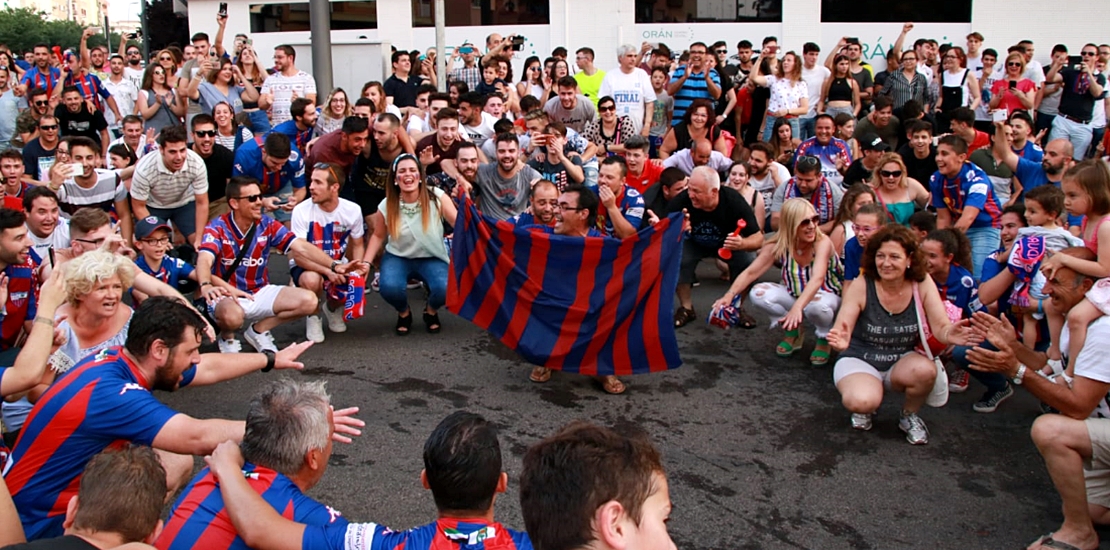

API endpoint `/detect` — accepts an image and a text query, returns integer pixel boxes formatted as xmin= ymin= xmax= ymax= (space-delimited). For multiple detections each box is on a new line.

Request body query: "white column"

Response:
xmin=375 ymin=0 xmax=414 ymax=50
xmin=780 ymin=0 xmax=821 ymax=52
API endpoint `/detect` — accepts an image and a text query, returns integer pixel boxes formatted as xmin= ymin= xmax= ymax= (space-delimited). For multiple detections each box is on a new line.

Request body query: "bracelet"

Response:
xmin=261 ymin=350 xmax=276 ymax=372
xmin=201 ymin=281 xmax=212 ymax=287
xmin=34 ymin=316 xmax=54 ymax=327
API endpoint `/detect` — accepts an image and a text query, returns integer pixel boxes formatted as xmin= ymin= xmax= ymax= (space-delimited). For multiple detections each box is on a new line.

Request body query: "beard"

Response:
xmin=152 ymin=362 xmax=182 ymax=392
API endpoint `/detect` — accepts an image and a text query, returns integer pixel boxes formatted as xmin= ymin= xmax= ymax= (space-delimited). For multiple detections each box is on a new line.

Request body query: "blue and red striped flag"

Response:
xmin=447 ymin=195 xmax=684 ymax=376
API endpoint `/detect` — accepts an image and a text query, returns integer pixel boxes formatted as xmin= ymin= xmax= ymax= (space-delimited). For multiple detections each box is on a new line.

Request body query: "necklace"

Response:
xmin=400 ymin=200 xmax=420 ymax=215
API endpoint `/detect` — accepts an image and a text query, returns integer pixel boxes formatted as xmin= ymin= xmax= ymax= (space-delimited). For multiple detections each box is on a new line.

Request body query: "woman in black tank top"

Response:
xmin=819 ymin=55 xmax=860 ymax=119
xmin=827 ymin=225 xmax=979 ymax=444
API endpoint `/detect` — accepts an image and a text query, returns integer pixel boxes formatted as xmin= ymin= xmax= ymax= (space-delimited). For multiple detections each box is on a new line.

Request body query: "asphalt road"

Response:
xmin=159 ymin=258 xmax=1086 ymax=550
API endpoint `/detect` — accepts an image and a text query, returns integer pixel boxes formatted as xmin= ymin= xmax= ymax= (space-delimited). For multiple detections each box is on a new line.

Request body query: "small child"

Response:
xmin=841 ymin=203 xmax=887 ymax=294
xmin=1048 ymin=161 xmax=1110 ymax=378
xmin=132 ymin=216 xmax=198 ymax=303
xmin=908 ymin=210 xmax=936 ymax=242
xmin=475 ymin=61 xmax=505 ymax=96
xmin=648 ymin=67 xmax=673 ymax=158
xmin=1004 ymin=185 xmax=1083 ymax=369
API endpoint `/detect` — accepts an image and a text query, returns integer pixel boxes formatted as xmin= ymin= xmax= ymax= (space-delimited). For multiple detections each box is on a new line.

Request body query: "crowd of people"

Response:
xmin=0 ymin=10 xmax=1106 ymax=549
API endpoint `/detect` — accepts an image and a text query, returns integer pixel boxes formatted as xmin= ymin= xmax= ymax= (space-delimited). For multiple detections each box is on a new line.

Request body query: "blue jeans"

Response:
xmin=762 ymin=116 xmax=800 ymax=143
xmin=798 ymin=116 xmax=816 ymax=141
xmin=378 ymin=252 xmax=448 ymax=313
xmin=966 ymin=226 xmax=1000 ymax=281
xmin=951 ymin=342 xmax=1008 ymax=393
xmin=149 ymin=202 xmax=198 ymax=240
xmin=246 ymin=109 xmax=271 ymax=134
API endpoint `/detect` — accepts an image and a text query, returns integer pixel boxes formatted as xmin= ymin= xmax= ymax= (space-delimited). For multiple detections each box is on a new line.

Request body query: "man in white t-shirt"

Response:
xmin=407 ymin=90 xmax=447 ymax=141
xmin=1018 ymin=40 xmax=1046 ymax=89
xmin=965 ymin=32 xmax=985 ymax=77
xmin=121 ymin=42 xmax=145 ymax=90
xmin=102 ymin=55 xmax=138 ymax=135
xmin=290 ymin=162 xmax=367 ymax=342
xmin=598 ymin=44 xmax=656 ymax=136
xmin=746 ymin=142 xmax=789 ymax=214
xmin=800 ymin=42 xmax=831 ymax=141
xmin=23 ymin=186 xmax=70 ymax=266
xmin=259 ymin=45 xmax=318 ymax=126
xmin=967 ymin=247 xmax=1110 ymax=550
xmin=457 ymin=92 xmax=498 ymax=148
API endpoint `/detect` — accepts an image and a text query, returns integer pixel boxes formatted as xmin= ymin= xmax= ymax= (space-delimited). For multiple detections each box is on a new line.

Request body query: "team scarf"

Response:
xmin=1007 ymin=234 xmax=1046 ymax=308
xmin=783 ymin=177 xmax=835 ymax=222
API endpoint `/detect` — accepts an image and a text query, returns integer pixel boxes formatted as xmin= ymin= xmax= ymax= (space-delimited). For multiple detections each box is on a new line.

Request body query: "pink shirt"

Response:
xmin=990 ymin=78 xmax=1036 ymax=114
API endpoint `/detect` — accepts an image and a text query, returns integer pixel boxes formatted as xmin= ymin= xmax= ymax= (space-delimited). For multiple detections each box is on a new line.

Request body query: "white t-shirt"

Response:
xmin=462 ymin=111 xmax=498 ymax=148
xmin=801 ymin=64 xmax=831 ymax=117
xmin=27 ymin=219 xmax=70 ymax=264
xmin=917 ymin=63 xmax=934 ymax=82
xmin=966 ymin=54 xmax=984 ymax=78
xmin=1066 ymin=315 xmax=1110 ymax=419
xmin=124 ymin=66 xmax=144 ymax=90
xmin=102 ymin=76 xmax=138 ymax=128
xmin=406 ymin=112 xmax=431 ymax=135
xmin=261 ymin=70 xmax=318 ymax=125
xmin=748 ymin=162 xmax=791 ymax=208
xmin=598 ymin=68 xmax=657 ymax=134
xmin=1024 ymin=60 xmax=1046 ymax=88
xmin=290 ymin=197 xmax=366 ymax=266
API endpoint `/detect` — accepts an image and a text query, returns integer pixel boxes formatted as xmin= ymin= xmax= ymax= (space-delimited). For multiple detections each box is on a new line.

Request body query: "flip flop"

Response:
xmin=529 ymin=366 xmax=552 ymax=383
xmin=1040 ymin=536 xmax=1093 ymax=550
xmin=599 ymin=376 xmax=626 ymax=395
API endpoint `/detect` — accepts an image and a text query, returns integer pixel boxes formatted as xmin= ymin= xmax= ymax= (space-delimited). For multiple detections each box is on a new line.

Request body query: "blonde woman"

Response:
xmin=750 ymin=51 xmax=809 ymax=143
xmin=361 ymin=154 xmax=458 ymax=335
xmin=988 ymin=51 xmax=1036 ymax=114
xmin=55 ymin=250 xmax=136 ymax=369
xmin=868 ymin=153 xmax=930 ymax=225
xmin=235 ymin=46 xmax=271 ymax=133
xmin=316 ymin=88 xmax=351 ymax=137
xmin=713 ymin=198 xmax=844 ymax=365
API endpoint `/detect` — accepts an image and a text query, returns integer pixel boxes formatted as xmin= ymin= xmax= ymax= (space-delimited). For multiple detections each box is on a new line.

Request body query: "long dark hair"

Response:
xmin=925 ymin=228 xmax=973 ymax=271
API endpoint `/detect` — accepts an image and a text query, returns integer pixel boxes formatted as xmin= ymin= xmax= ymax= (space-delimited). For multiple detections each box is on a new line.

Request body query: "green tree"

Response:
xmin=0 ymin=7 xmax=123 ymax=55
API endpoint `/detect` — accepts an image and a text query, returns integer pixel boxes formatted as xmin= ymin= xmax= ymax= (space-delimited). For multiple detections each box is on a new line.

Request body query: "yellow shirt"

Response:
xmin=574 ymin=70 xmax=606 ymax=107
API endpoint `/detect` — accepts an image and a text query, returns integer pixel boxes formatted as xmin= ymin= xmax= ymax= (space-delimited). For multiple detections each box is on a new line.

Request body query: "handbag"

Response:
xmin=912 ymin=281 xmax=949 ymax=408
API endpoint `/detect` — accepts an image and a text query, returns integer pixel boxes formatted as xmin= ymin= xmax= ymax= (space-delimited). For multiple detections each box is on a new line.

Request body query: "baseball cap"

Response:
xmin=134 ymin=216 xmax=172 ymax=240
xmin=861 ymin=134 xmax=890 ymax=152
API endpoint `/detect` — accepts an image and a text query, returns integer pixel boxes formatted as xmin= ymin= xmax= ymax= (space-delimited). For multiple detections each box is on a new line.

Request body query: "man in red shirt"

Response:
xmin=622 ymin=135 xmax=663 ymax=193
xmin=950 ymin=107 xmax=991 ymax=153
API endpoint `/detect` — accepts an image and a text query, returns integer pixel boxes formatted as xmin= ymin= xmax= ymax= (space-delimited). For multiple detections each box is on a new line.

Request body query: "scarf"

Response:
xmin=1007 ymin=235 xmax=1046 ymax=308
xmin=784 ymin=177 xmax=835 ymax=222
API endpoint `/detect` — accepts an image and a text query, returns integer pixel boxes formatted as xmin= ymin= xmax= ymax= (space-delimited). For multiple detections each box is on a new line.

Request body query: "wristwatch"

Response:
xmin=330 ymin=260 xmax=341 ymax=273
xmin=1012 ymin=364 xmax=1027 ymax=385
xmin=261 ymin=350 xmax=276 ymax=372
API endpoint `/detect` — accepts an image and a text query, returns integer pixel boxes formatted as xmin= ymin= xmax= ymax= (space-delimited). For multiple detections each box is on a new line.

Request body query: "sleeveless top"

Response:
xmin=780 ymin=247 xmax=845 ymax=298
xmin=52 ymin=312 xmax=133 ymax=375
xmin=674 ymin=123 xmax=722 ymax=151
xmin=940 ymin=69 xmax=971 ymax=113
xmin=143 ymin=89 xmax=180 ymax=132
xmin=875 ymin=186 xmax=916 ymax=225
xmin=827 ymin=77 xmax=853 ymax=102
xmin=839 ymin=278 xmax=920 ymax=371
xmin=1081 ymin=214 xmax=1110 ymax=254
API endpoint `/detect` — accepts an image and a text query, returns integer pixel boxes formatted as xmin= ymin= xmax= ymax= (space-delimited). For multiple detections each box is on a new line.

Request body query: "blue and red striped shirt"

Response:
xmin=930 ymin=162 xmax=1002 ymax=229
xmin=199 ymin=213 xmax=296 ymax=293
xmin=3 ymin=347 xmax=181 ymax=540
xmin=270 ymin=120 xmax=315 ymax=154
xmin=232 ymin=137 xmax=306 ymax=195
xmin=20 ymin=67 xmax=60 ymax=96
xmin=64 ymin=72 xmax=112 ymax=113
xmin=156 ymin=463 xmax=346 ymax=550
xmin=301 ymin=517 xmax=532 ymax=550
xmin=0 ymin=252 xmax=39 ymax=351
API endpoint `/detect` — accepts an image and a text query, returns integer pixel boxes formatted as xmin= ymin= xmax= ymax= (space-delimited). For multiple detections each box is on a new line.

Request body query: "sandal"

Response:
xmin=1029 ymin=533 xmax=1095 ymax=550
xmin=423 ymin=309 xmax=441 ymax=334
xmin=674 ymin=307 xmax=696 ymax=328
xmin=776 ymin=327 xmax=805 ymax=357
xmin=599 ymin=375 xmax=626 ymax=395
xmin=529 ymin=366 xmax=552 ymax=383
xmin=810 ymin=337 xmax=831 ymax=366
xmin=737 ymin=306 xmax=757 ymax=329
xmin=395 ymin=312 xmax=412 ymax=335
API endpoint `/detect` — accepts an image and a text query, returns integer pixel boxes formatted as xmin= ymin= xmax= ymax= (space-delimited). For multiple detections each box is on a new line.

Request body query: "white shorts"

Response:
xmin=209 ymin=284 xmax=284 ymax=325
xmin=1085 ymin=418 xmax=1110 ymax=508
xmin=832 ymin=356 xmax=913 ymax=390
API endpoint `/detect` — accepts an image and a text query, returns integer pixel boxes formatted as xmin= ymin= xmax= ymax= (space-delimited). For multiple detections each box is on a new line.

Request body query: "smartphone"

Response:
xmin=458 ymin=46 xmax=475 ymax=54
xmin=218 ymin=2 xmax=228 ymax=16
xmin=127 ymin=32 xmax=137 ymax=40
xmin=510 ymin=36 xmax=526 ymax=52
xmin=532 ymin=134 xmax=547 ymax=147
xmin=846 ymin=37 xmax=859 ymax=44
xmin=992 ymin=109 xmax=1009 ymax=123
xmin=1009 ymin=80 xmax=1017 ymax=89
xmin=88 ymin=26 xmax=102 ymax=34
xmin=69 ymin=163 xmax=84 ymax=177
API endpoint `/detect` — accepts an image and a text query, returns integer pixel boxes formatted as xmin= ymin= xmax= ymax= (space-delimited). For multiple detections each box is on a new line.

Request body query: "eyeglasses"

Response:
xmin=852 ymin=224 xmax=879 ymax=234
xmin=233 ymin=194 xmax=262 ymax=202
xmin=798 ymin=215 xmax=821 ymax=227
xmin=74 ymin=237 xmax=106 ymax=247
xmin=558 ymin=204 xmax=584 ymax=212
xmin=1006 ymin=62 xmax=1023 ymax=67
xmin=194 ymin=130 xmax=217 ymax=137
xmin=39 ymin=124 xmax=58 ymax=130
xmin=902 ymin=57 xmax=917 ymax=62
xmin=689 ymin=50 xmax=706 ymax=55
xmin=879 ymin=169 xmax=903 ymax=178
xmin=153 ymin=70 xmax=165 ymax=76
xmin=141 ymin=237 xmax=170 ymax=245
xmin=598 ymin=105 xmax=615 ymax=112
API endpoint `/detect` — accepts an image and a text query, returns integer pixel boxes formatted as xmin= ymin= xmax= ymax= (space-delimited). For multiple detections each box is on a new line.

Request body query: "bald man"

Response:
xmin=661 ymin=138 xmax=732 ymax=176
xmin=992 ymin=121 xmax=1074 ymax=194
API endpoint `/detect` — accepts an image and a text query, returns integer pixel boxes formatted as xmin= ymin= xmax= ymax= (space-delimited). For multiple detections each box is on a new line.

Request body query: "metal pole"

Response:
xmin=434 ymin=0 xmax=445 ymax=92
xmin=139 ymin=0 xmax=149 ymax=60
xmin=309 ymin=0 xmax=334 ymax=94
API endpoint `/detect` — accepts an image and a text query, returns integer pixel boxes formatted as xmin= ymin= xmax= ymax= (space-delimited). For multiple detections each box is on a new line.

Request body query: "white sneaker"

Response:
xmin=305 ymin=316 xmax=325 ymax=343
xmin=321 ymin=303 xmax=347 ymax=333
xmin=370 ymin=272 xmax=380 ymax=293
xmin=218 ymin=338 xmax=242 ymax=353
xmin=243 ymin=324 xmax=278 ymax=353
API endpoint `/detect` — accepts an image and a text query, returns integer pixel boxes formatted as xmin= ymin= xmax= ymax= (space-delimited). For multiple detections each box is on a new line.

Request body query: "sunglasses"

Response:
xmin=233 ymin=194 xmax=262 ymax=203
xmin=1006 ymin=62 xmax=1023 ymax=67
xmin=799 ymin=215 xmax=821 ymax=227
xmin=160 ymin=56 xmax=172 ymax=61
xmin=127 ymin=51 xmax=140 ymax=55
xmin=880 ymin=170 xmax=902 ymax=178
xmin=1081 ymin=52 xmax=1098 ymax=57
xmin=797 ymin=155 xmax=820 ymax=170
xmin=194 ymin=130 xmax=218 ymax=137
xmin=598 ymin=105 xmax=615 ymax=112
xmin=715 ymin=49 xmax=727 ymax=54
xmin=34 ymin=100 xmax=48 ymax=106
xmin=689 ymin=50 xmax=706 ymax=55
xmin=39 ymin=124 xmax=58 ymax=130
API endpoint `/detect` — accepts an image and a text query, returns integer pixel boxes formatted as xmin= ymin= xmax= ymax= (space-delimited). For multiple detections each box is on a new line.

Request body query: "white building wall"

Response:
xmin=188 ymin=0 xmax=1109 ymax=81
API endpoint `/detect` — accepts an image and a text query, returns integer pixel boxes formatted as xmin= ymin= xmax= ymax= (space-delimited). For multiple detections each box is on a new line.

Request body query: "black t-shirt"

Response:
xmin=199 ymin=143 xmax=234 ymax=201
xmin=843 ymin=159 xmax=874 ymax=187
xmin=383 ymin=74 xmax=423 ymax=109
xmin=3 ymin=534 xmax=100 ymax=549
xmin=1058 ymin=68 xmax=1108 ymax=121
xmin=415 ymin=134 xmax=462 ymax=176
xmin=641 ymin=183 xmax=669 ymax=227
xmin=666 ymin=186 xmax=760 ymax=249
xmin=22 ymin=138 xmax=57 ymax=182
xmin=54 ymin=104 xmax=107 ymax=141
xmin=897 ymin=143 xmax=937 ymax=185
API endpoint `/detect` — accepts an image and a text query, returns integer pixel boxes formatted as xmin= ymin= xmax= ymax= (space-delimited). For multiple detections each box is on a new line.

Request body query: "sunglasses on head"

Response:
xmin=194 ymin=130 xmax=217 ymax=137
xmin=234 ymin=194 xmax=262 ymax=203
xmin=797 ymin=155 xmax=820 ymax=170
